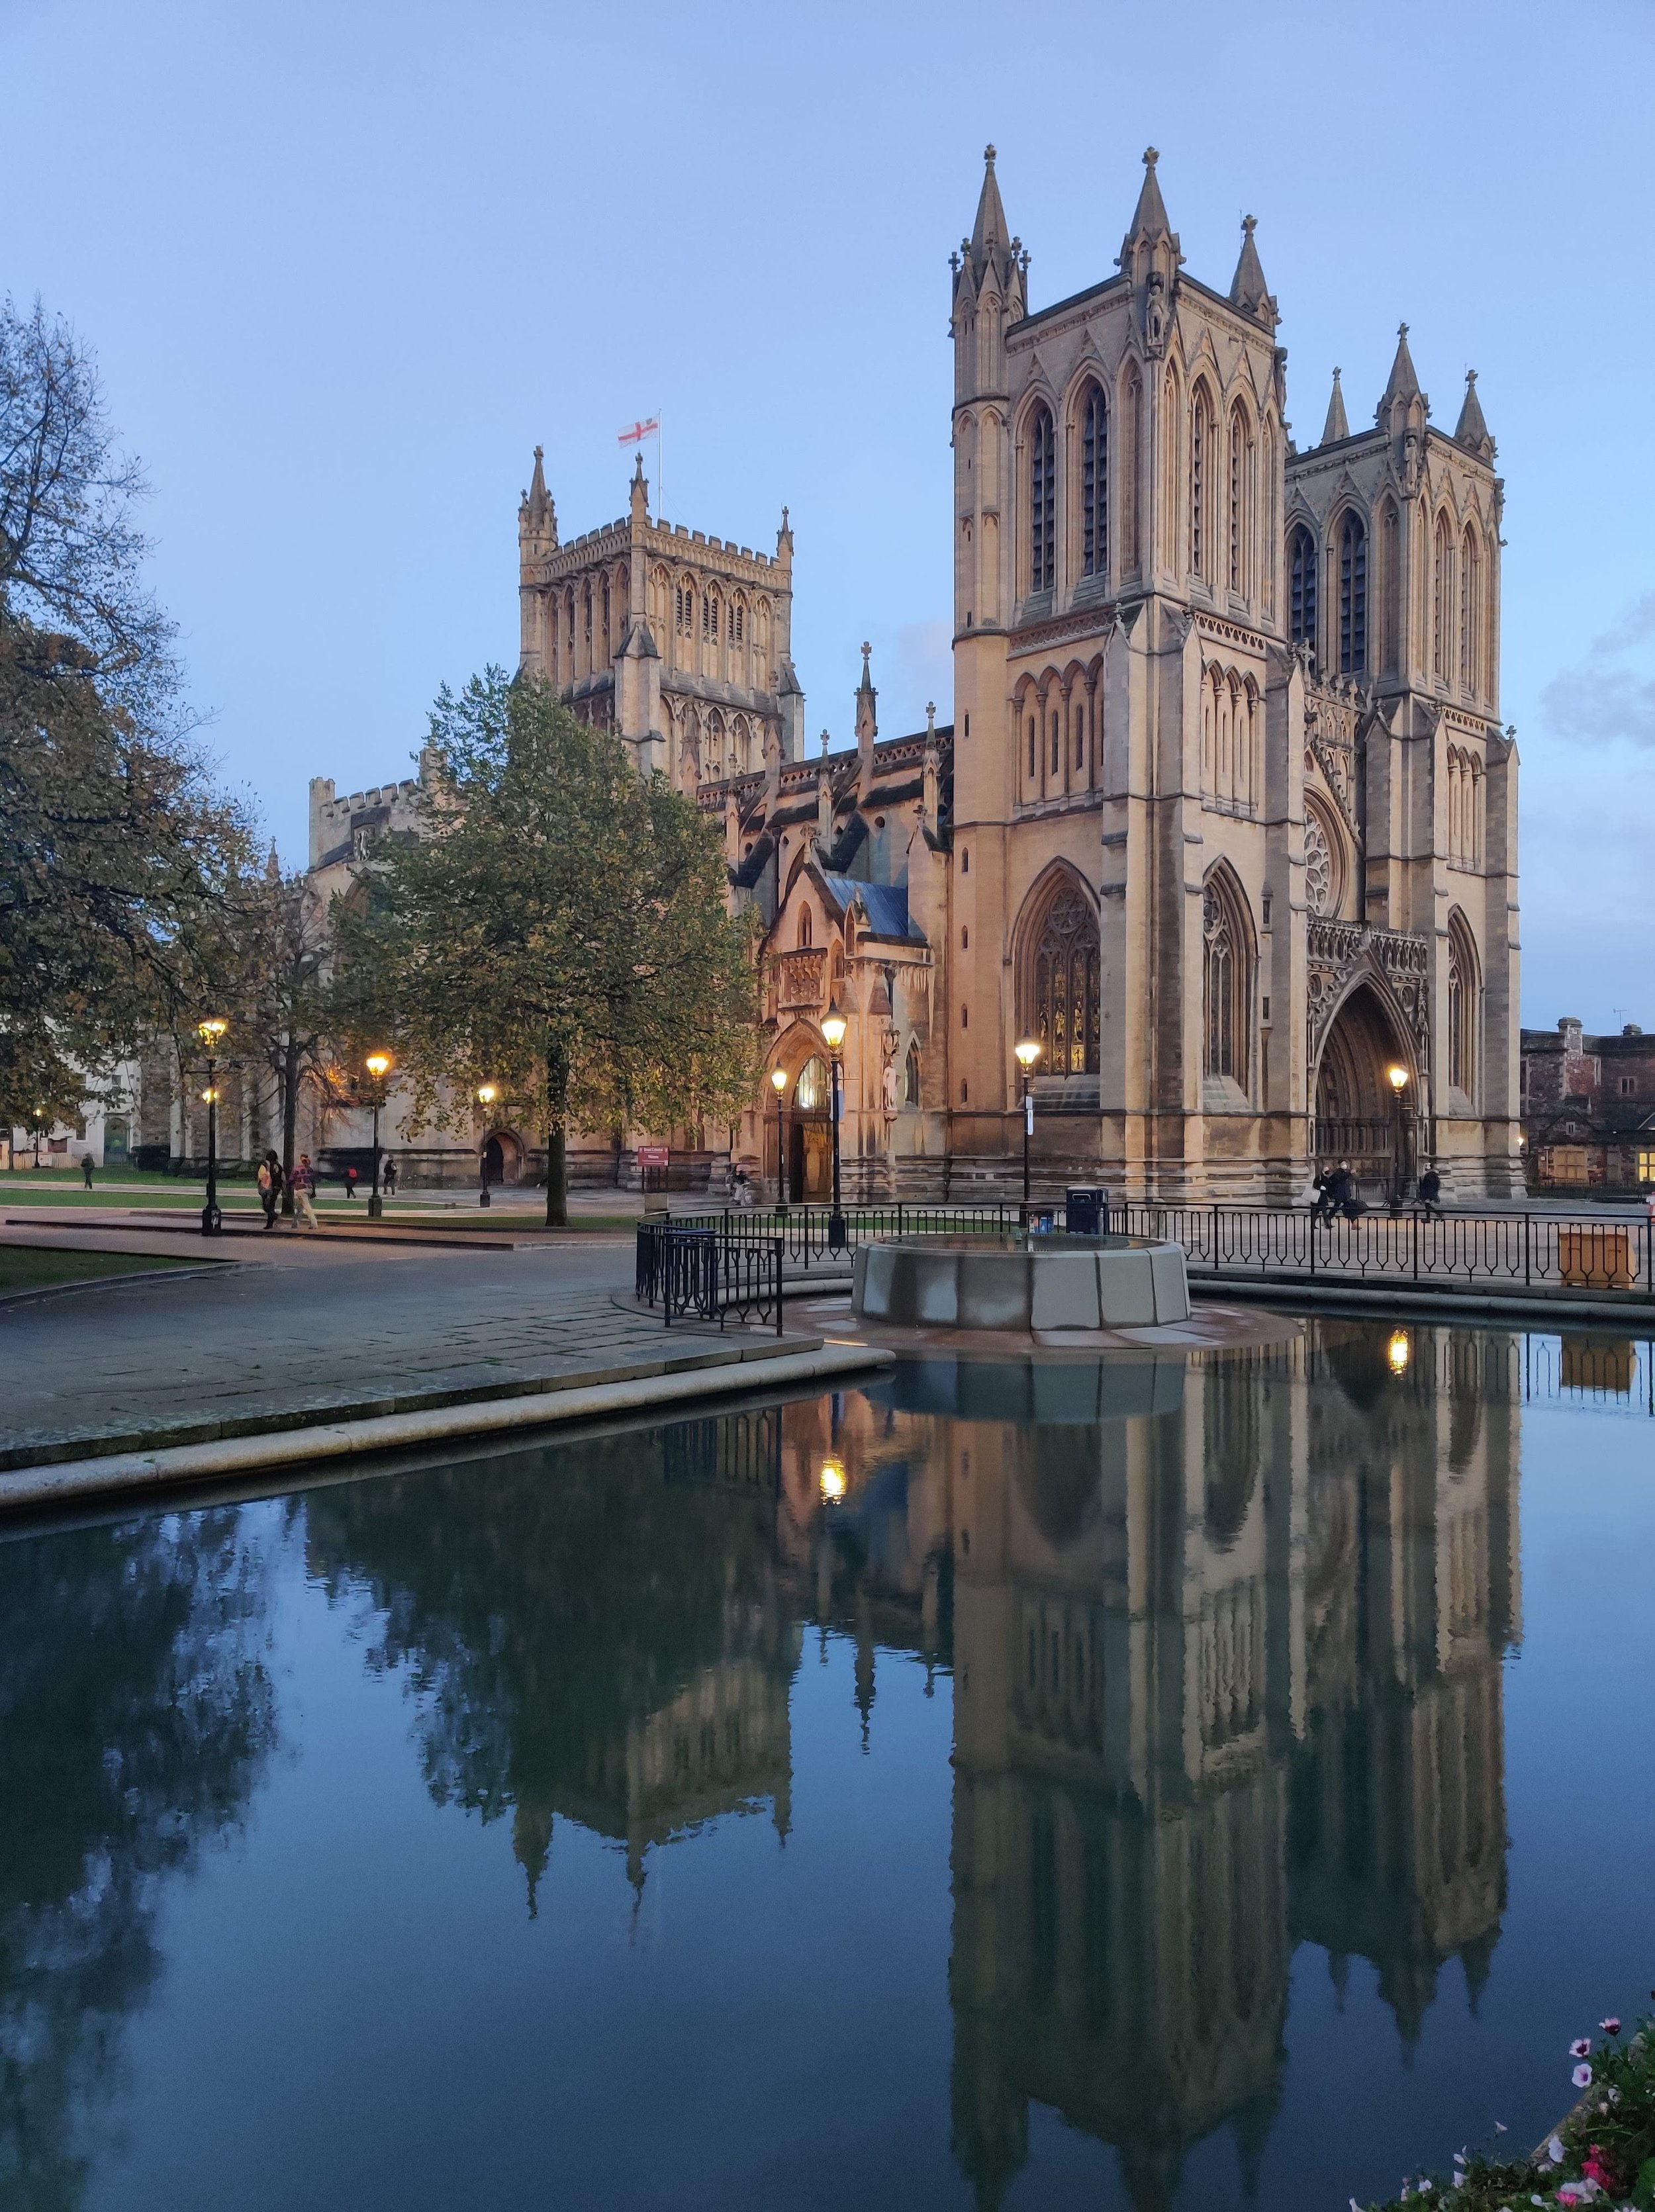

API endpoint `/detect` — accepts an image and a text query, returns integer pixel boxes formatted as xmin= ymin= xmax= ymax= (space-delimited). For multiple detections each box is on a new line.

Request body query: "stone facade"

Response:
xmin=1521 ymin=1016 xmax=1655 ymax=1193
xmin=725 ymin=147 xmax=1521 ymax=1205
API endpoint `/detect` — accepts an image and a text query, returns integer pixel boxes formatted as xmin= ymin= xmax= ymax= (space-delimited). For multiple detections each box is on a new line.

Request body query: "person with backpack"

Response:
xmin=257 ymin=1150 xmax=283 ymax=1230
xmin=1417 ymin=1164 xmax=1443 ymax=1219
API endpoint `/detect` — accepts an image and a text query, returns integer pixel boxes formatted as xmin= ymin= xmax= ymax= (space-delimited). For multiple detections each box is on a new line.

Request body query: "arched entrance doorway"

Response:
xmin=786 ymin=1056 xmax=832 ymax=1203
xmin=1313 ymin=984 xmax=1416 ymax=1200
xmin=480 ymin=1130 xmax=523 ymax=1188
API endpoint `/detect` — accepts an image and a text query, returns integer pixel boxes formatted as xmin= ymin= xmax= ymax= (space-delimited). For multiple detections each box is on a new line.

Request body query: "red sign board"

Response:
xmin=636 ymin=1146 xmax=669 ymax=1168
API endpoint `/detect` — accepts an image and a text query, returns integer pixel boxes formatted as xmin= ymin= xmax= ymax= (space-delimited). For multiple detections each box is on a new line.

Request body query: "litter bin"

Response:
xmin=1065 ymin=1185 xmax=1108 ymax=1236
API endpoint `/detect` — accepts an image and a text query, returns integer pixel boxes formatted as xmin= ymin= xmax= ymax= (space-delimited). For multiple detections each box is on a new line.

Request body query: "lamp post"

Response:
xmin=197 ymin=1018 xmax=227 ymax=1234
xmin=1386 ymin=1063 xmax=1411 ymax=1211
xmin=31 ymin=1105 xmax=46 ymax=1170
xmin=821 ymin=1003 xmax=847 ymax=1253
xmin=365 ymin=1052 xmax=392 ymax=1218
xmin=1014 ymin=1038 xmax=1042 ymax=1211
xmin=771 ymin=1064 xmax=789 ymax=1215
xmin=476 ymin=1083 xmax=497 ymax=1208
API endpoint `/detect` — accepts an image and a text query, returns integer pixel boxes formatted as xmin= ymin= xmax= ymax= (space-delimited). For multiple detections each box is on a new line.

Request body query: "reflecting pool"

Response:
xmin=3 ymin=1320 xmax=1652 ymax=2211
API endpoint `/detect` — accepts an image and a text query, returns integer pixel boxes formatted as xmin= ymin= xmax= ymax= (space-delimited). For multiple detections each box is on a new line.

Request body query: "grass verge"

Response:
xmin=0 ymin=1248 xmax=203 ymax=1295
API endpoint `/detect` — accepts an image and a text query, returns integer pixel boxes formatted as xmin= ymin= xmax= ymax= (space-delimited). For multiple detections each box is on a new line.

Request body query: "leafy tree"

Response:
xmin=338 ymin=670 xmax=759 ymax=1224
xmin=0 ymin=299 xmax=254 ymax=1105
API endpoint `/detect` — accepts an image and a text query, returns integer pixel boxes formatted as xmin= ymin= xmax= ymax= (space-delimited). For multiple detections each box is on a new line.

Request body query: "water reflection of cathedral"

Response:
xmin=299 ymin=1326 xmax=1519 ymax=2211
xmin=791 ymin=1325 xmax=1520 ymax=2211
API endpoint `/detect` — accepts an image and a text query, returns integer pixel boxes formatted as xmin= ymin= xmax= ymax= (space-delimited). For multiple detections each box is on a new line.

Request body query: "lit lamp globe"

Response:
xmin=771 ymin=1066 xmax=787 ymax=1095
xmin=821 ymin=1007 xmax=847 ymax=1054
xmin=1387 ymin=1064 xmax=1409 ymax=1092
xmin=477 ymin=1083 xmax=497 ymax=1109
xmin=365 ymin=1052 xmax=392 ymax=1082
xmin=197 ymin=1017 xmax=227 ymax=1048
xmin=1014 ymin=1038 xmax=1041 ymax=1074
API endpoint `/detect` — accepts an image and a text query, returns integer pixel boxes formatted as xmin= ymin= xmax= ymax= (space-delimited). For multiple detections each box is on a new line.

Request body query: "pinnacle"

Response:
xmin=1321 ymin=367 xmax=1349 ymax=445
xmin=1121 ymin=144 xmax=1174 ymax=257
xmin=1378 ymin=321 xmax=1423 ymax=415
xmin=1228 ymin=211 xmax=1274 ymax=324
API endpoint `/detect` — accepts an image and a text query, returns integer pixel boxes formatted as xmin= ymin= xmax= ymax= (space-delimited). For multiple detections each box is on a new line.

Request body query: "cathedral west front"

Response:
xmin=301 ymin=143 xmax=1521 ymax=1205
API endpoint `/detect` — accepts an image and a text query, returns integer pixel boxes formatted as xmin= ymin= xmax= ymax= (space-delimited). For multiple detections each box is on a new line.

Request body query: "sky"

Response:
xmin=5 ymin=0 xmax=1652 ymax=1030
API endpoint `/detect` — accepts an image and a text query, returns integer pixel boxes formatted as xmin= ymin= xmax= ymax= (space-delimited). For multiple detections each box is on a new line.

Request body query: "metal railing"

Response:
xmin=665 ymin=1199 xmax=1655 ymax=1303
xmin=635 ymin=1222 xmax=785 ymax=1334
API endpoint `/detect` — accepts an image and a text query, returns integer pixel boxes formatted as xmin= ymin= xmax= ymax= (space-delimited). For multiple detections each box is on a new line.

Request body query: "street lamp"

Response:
xmin=770 ymin=1064 xmax=789 ymax=1215
xmin=32 ymin=1105 xmax=46 ymax=1170
xmin=1014 ymin=1038 xmax=1042 ymax=1210
xmin=476 ymin=1083 xmax=497 ymax=1209
xmin=197 ymin=1018 xmax=227 ymax=1234
xmin=820 ymin=1004 xmax=847 ymax=1252
xmin=1386 ymin=1062 xmax=1411 ymax=1211
xmin=365 ymin=1052 xmax=392 ymax=1218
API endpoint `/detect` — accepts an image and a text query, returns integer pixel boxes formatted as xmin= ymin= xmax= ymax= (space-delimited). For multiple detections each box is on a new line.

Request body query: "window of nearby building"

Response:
xmin=1339 ymin=513 xmax=1366 ymax=674
xmin=904 ymin=1041 xmax=921 ymax=1106
xmin=1081 ymin=385 xmax=1107 ymax=578
xmin=1030 ymin=406 xmax=1055 ymax=592
xmin=1202 ymin=874 xmax=1252 ymax=1090
xmin=1638 ymin=1148 xmax=1655 ymax=1184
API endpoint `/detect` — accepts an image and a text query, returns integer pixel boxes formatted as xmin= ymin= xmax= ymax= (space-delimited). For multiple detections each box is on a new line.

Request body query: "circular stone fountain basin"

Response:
xmin=851 ymin=1234 xmax=1190 ymax=1332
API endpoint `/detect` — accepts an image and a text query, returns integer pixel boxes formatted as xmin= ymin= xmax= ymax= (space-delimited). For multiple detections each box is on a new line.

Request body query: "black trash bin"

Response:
xmin=1065 ymin=1185 xmax=1108 ymax=1236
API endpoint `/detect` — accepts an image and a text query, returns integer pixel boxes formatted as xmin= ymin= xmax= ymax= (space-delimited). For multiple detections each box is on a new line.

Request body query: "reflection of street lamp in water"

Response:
xmin=1387 ymin=1062 xmax=1411 ymax=1209
xmin=1388 ymin=1328 xmax=1411 ymax=1376
xmin=477 ymin=1083 xmax=497 ymax=1209
xmin=819 ymin=1458 xmax=847 ymax=1503
xmin=771 ymin=1064 xmax=789 ymax=1215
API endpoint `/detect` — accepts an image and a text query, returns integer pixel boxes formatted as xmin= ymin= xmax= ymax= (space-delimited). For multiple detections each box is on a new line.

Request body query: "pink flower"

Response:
xmin=1570 ymin=2038 xmax=1593 ymax=2058
xmin=1573 ymin=2062 xmax=1593 ymax=2088
xmin=1599 ymin=2017 xmax=1621 ymax=2035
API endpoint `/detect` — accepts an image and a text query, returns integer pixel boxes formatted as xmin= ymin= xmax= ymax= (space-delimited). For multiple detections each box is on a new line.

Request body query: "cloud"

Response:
xmin=1542 ymin=590 xmax=1655 ymax=748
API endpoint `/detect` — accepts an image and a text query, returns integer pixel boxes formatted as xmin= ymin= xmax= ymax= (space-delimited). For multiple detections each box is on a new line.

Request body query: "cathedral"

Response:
xmin=516 ymin=144 xmax=1519 ymax=1205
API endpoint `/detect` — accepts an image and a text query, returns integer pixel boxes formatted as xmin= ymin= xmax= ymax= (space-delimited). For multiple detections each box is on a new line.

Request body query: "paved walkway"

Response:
xmin=0 ymin=1241 xmax=808 ymax=1469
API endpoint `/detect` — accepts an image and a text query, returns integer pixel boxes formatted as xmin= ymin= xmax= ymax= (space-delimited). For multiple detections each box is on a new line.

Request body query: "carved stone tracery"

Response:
xmin=1305 ymin=919 xmax=1431 ymax=1066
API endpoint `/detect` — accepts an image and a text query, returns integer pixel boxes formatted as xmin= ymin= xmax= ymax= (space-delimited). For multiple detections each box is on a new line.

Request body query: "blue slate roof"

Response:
xmin=820 ymin=873 xmax=926 ymax=943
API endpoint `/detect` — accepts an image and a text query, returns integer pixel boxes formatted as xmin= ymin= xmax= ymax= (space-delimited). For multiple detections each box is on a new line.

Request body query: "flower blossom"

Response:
xmin=1599 ymin=2017 xmax=1621 ymax=2035
xmin=1573 ymin=2062 xmax=1594 ymax=2089
xmin=1570 ymin=2039 xmax=1593 ymax=2058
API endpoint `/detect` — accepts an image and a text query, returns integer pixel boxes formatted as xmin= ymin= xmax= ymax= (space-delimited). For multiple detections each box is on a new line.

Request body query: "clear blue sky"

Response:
xmin=7 ymin=0 xmax=1652 ymax=1030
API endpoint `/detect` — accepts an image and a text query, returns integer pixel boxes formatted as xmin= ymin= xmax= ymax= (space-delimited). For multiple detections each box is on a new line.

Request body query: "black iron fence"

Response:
xmin=635 ymin=1222 xmax=785 ymax=1334
xmin=663 ymin=1199 xmax=1655 ymax=1303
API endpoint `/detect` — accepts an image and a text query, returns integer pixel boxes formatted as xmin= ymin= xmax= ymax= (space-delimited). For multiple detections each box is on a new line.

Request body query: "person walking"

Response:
xmin=1327 ymin=1159 xmax=1358 ymax=1219
xmin=1310 ymin=1166 xmax=1331 ymax=1223
xmin=381 ymin=1156 xmax=398 ymax=1199
xmin=81 ymin=1154 xmax=94 ymax=1191
xmin=1417 ymin=1163 xmax=1442 ymax=1219
xmin=344 ymin=1165 xmax=359 ymax=1201
xmin=257 ymin=1150 xmax=283 ymax=1230
xmin=290 ymin=1153 xmax=321 ymax=1232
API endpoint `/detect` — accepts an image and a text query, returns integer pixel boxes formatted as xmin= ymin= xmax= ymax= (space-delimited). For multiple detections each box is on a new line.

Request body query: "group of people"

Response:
xmin=1311 ymin=1159 xmax=1444 ymax=1222
xmin=254 ymin=1152 xmax=398 ymax=1230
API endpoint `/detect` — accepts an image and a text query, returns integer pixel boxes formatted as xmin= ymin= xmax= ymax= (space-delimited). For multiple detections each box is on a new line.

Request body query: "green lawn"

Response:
xmin=0 ymin=1247 xmax=205 ymax=1295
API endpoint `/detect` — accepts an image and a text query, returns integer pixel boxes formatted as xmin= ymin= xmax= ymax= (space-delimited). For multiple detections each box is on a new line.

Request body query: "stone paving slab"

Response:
xmin=0 ymin=1243 xmax=816 ymax=1467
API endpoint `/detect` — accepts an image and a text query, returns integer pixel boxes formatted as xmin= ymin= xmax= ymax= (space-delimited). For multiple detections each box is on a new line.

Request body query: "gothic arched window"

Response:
xmin=601 ymin=573 xmax=610 ymax=659
xmin=904 ymin=1040 xmax=921 ymax=1107
xmin=1447 ymin=911 xmax=1480 ymax=1102
xmin=1029 ymin=880 xmax=1100 ymax=1075
xmin=1229 ymin=402 xmax=1251 ymax=594
xmin=1202 ymin=873 xmax=1252 ymax=1091
xmin=1460 ymin=527 xmax=1480 ymax=693
xmin=1339 ymin=513 xmax=1366 ymax=674
xmin=1433 ymin=511 xmax=1453 ymax=676
xmin=798 ymin=907 xmax=812 ymax=949
xmin=1029 ymin=404 xmax=1055 ymax=592
xmin=1191 ymin=387 xmax=1212 ymax=579
xmin=1288 ymin=524 xmax=1317 ymax=659
xmin=1080 ymin=384 xmax=1108 ymax=578
xmin=1121 ymin=365 xmax=1143 ymax=575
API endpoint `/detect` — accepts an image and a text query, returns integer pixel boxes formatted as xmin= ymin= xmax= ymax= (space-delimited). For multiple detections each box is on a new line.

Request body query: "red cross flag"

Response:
xmin=617 ymin=416 xmax=659 ymax=445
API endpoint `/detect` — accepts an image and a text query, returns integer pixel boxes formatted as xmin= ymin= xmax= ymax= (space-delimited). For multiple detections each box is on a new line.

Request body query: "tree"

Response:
xmin=339 ymin=671 xmax=759 ymax=1225
xmin=0 ymin=299 xmax=254 ymax=1101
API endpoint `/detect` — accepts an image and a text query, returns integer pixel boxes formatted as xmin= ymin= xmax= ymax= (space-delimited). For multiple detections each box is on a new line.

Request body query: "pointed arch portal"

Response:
xmin=1312 ymin=983 xmax=1417 ymax=1195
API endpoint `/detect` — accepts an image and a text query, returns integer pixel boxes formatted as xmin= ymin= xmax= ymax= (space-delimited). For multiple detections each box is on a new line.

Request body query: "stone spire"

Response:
xmin=628 ymin=450 xmax=648 ymax=522
xmin=1227 ymin=214 xmax=1277 ymax=327
xmin=1378 ymin=322 xmax=1425 ymax=416
xmin=1454 ymin=369 xmax=1495 ymax=461
xmin=967 ymin=143 xmax=1010 ymax=283
xmin=1117 ymin=148 xmax=1182 ymax=355
xmin=855 ymin=642 xmax=878 ymax=803
xmin=519 ymin=444 xmax=556 ymax=550
xmin=955 ymin=144 xmax=1025 ymax=322
xmin=1321 ymin=367 xmax=1349 ymax=445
